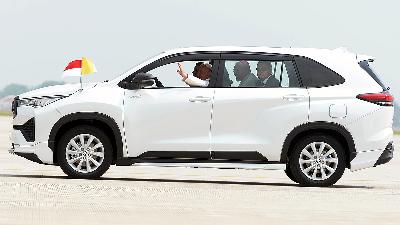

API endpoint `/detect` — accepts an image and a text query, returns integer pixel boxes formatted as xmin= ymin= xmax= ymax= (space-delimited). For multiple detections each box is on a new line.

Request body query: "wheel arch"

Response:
xmin=280 ymin=122 xmax=356 ymax=168
xmin=48 ymin=112 xmax=124 ymax=165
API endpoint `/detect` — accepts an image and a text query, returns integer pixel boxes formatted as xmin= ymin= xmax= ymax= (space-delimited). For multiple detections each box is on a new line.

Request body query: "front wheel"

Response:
xmin=288 ymin=134 xmax=346 ymax=187
xmin=284 ymin=166 xmax=299 ymax=184
xmin=57 ymin=125 xmax=113 ymax=179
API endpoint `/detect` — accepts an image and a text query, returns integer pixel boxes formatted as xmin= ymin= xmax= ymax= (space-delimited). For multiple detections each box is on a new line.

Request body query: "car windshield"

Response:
xmin=112 ymin=52 xmax=163 ymax=81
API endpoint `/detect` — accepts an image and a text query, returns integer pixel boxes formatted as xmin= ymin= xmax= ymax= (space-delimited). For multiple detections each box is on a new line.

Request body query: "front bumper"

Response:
xmin=10 ymin=129 xmax=54 ymax=164
xmin=9 ymin=145 xmax=43 ymax=164
xmin=10 ymin=104 xmax=59 ymax=165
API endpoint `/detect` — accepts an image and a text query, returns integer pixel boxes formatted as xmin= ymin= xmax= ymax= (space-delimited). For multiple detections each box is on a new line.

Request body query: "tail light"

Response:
xmin=356 ymin=91 xmax=394 ymax=106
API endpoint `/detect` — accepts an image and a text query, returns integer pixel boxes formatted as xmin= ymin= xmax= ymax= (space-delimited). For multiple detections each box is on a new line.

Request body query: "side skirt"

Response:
xmin=115 ymin=151 xmax=285 ymax=170
xmin=132 ymin=162 xmax=286 ymax=170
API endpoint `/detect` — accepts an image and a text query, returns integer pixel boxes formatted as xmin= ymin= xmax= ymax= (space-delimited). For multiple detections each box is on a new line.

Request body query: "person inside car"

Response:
xmin=177 ymin=62 xmax=212 ymax=87
xmin=233 ymin=61 xmax=259 ymax=87
xmin=256 ymin=61 xmax=280 ymax=87
xmin=222 ymin=67 xmax=233 ymax=87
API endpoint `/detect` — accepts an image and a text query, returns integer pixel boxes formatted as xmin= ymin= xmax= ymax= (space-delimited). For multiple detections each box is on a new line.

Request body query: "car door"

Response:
xmin=210 ymin=53 xmax=310 ymax=161
xmin=123 ymin=53 xmax=220 ymax=158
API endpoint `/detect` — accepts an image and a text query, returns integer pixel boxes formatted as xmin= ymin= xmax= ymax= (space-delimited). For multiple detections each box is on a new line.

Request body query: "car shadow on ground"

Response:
xmin=0 ymin=173 xmax=373 ymax=189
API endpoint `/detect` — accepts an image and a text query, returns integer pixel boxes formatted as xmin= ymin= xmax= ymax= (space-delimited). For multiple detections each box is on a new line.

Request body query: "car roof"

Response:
xmin=163 ymin=46 xmax=358 ymax=59
xmin=164 ymin=46 xmax=375 ymax=64
xmin=163 ymin=46 xmax=316 ymax=55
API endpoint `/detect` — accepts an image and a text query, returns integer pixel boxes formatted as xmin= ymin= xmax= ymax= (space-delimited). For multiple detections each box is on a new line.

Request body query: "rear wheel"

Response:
xmin=288 ymin=134 xmax=346 ymax=187
xmin=57 ymin=125 xmax=112 ymax=179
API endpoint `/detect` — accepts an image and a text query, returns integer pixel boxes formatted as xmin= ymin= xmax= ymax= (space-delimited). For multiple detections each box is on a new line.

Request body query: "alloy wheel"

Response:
xmin=65 ymin=134 xmax=105 ymax=173
xmin=299 ymin=141 xmax=339 ymax=181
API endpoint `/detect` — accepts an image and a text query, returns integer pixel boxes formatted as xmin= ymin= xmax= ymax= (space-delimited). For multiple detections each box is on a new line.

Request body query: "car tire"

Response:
xmin=289 ymin=134 xmax=346 ymax=187
xmin=57 ymin=125 xmax=113 ymax=179
xmin=284 ymin=166 xmax=299 ymax=184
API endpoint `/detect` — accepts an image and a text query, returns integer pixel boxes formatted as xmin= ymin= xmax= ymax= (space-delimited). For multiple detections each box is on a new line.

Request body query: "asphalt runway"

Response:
xmin=0 ymin=116 xmax=399 ymax=225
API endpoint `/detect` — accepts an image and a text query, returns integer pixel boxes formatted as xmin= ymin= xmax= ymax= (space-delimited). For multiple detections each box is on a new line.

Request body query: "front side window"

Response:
xmin=145 ymin=60 xmax=215 ymax=88
xmin=220 ymin=60 xmax=300 ymax=88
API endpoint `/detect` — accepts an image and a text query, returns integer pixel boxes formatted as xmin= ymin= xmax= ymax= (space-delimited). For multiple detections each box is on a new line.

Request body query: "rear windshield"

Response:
xmin=359 ymin=60 xmax=388 ymax=91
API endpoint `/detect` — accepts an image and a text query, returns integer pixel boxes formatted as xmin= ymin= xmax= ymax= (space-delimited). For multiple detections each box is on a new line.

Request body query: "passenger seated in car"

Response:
xmin=222 ymin=67 xmax=233 ymax=87
xmin=233 ymin=61 xmax=259 ymax=87
xmin=177 ymin=62 xmax=212 ymax=87
xmin=256 ymin=61 xmax=280 ymax=87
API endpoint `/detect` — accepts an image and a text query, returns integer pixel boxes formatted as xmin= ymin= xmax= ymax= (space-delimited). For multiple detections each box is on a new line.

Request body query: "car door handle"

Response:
xmin=189 ymin=96 xmax=211 ymax=103
xmin=129 ymin=95 xmax=142 ymax=99
xmin=283 ymin=94 xmax=306 ymax=101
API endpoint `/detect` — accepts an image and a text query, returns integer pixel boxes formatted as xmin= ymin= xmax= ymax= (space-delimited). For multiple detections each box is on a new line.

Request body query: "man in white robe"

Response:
xmin=176 ymin=62 xmax=212 ymax=87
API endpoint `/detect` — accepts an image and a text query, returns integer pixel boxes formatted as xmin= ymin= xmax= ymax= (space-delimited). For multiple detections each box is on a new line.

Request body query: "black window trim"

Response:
xmin=119 ymin=51 xmax=348 ymax=89
xmin=119 ymin=51 xmax=221 ymax=89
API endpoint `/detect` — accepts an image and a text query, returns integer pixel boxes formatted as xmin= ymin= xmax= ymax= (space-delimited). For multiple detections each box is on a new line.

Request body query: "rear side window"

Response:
xmin=295 ymin=56 xmax=345 ymax=88
xmin=359 ymin=60 xmax=388 ymax=91
xmin=221 ymin=60 xmax=300 ymax=88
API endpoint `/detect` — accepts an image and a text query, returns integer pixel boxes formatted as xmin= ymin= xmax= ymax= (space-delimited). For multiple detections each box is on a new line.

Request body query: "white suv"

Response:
xmin=10 ymin=47 xmax=394 ymax=186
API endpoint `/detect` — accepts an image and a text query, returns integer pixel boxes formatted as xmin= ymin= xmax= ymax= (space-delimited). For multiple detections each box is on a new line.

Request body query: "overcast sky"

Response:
xmin=1 ymin=0 xmax=399 ymax=97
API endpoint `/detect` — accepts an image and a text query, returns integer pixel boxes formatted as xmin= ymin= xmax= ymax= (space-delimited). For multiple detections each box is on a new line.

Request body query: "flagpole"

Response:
xmin=80 ymin=76 xmax=83 ymax=90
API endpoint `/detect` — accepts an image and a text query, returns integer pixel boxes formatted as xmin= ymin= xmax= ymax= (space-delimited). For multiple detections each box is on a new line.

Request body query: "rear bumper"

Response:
xmin=350 ymin=141 xmax=394 ymax=171
xmin=374 ymin=141 xmax=394 ymax=167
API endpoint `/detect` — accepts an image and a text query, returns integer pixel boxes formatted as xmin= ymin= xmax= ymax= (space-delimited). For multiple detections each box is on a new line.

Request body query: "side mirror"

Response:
xmin=137 ymin=79 xmax=155 ymax=89
xmin=121 ymin=73 xmax=155 ymax=90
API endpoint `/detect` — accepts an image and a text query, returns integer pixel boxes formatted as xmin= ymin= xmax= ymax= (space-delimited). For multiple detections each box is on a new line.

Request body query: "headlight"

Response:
xmin=18 ymin=96 xmax=64 ymax=107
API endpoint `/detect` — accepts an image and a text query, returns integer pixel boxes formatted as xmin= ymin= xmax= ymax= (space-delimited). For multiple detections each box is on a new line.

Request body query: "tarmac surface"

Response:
xmin=0 ymin=116 xmax=399 ymax=225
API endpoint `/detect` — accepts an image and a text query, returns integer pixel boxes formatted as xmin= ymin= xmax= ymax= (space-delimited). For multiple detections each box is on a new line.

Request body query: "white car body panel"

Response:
xmin=54 ymin=84 xmax=127 ymax=155
xmin=211 ymin=88 xmax=309 ymax=161
xmin=19 ymin=83 xmax=96 ymax=99
xmin=306 ymin=55 xmax=393 ymax=170
xmin=124 ymin=88 xmax=214 ymax=156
